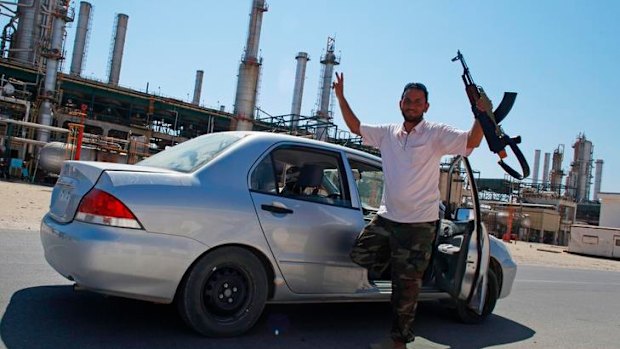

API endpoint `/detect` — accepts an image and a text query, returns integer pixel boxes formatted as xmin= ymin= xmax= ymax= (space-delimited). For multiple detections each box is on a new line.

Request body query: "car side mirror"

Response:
xmin=455 ymin=208 xmax=474 ymax=221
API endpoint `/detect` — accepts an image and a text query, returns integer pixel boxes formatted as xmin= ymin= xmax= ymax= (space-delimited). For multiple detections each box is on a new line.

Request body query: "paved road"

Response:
xmin=1 ymin=228 xmax=619 ymax=349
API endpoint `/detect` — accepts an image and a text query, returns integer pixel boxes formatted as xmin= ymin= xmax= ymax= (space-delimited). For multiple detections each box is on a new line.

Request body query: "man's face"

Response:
xmin=399 ymin=88 xmax=429 ymax=124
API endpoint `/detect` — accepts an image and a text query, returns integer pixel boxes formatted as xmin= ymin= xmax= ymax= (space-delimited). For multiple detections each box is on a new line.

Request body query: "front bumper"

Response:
xmin=40 ymin=214 xmax=208 ymax=303
xmin=489 ymin=237 xmax=517 ymax=299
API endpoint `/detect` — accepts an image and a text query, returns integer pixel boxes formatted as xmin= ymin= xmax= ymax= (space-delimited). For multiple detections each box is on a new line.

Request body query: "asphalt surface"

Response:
xmin=1 ymin=228 xmax=619 ymax=349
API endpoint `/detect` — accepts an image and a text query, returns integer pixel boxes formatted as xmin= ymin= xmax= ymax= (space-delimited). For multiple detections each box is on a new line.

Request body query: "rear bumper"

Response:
xmin=40 ymin=214 xmax=207 ymax=303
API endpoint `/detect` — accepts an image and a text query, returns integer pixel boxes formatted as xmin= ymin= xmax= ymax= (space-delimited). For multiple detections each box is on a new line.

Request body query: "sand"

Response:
xmin=1 ymin=180 xmax=618 ymax=272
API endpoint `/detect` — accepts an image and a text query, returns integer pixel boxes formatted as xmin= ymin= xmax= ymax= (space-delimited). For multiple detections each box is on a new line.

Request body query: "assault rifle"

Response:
xmin=452 ymin=50 xmax=530 ymax=180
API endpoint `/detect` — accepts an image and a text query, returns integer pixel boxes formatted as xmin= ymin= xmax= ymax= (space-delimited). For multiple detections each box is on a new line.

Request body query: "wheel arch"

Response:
xmin=174 ymin=243 xmax=277 ymax=303
xmin=489 ymin=256 xmax=503 ymax=295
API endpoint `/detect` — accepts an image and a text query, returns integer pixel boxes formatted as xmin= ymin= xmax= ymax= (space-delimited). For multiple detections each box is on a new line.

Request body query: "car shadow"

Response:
xmin=1 ymin=286 xmax=534 ymax=349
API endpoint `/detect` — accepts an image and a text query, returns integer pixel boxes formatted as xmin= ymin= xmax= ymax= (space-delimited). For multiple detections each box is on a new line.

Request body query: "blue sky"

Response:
xmin=21 ymin=1 xmax=620 ymax=194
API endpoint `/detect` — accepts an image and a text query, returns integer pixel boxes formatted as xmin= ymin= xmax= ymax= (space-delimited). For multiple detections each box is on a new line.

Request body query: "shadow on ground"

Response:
xmin=1 ymin=285 xmax=534 ymax=349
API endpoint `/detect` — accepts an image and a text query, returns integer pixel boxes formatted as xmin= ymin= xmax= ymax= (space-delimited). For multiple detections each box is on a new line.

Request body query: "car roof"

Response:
xmin=228 ymin=131 xmax=382 ymax=162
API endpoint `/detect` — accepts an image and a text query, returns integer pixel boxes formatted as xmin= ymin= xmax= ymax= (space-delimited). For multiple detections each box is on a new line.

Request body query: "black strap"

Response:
xmin=497 ymin=135 xmax=530 ymax=180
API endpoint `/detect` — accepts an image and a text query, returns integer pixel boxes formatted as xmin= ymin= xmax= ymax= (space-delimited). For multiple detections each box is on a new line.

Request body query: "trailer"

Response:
xmin=568 ymin=224 xmax=620 ymax=259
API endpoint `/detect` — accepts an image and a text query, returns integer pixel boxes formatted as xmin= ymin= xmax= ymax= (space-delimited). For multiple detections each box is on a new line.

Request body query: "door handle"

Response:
xmin=261 ymin=204 xmax=293 ymax=214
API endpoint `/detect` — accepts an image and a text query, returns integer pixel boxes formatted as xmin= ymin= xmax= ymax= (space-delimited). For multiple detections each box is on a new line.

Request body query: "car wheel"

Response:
xmin=456 ymin=268 xmax=499 ymax=324
xmin=177 ymin=246 xmax=268 ymax=337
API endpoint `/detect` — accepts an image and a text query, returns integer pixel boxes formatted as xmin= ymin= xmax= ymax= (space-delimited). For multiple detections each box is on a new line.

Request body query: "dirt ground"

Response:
xmin=1 ymin=180 xmax=619 ymax=272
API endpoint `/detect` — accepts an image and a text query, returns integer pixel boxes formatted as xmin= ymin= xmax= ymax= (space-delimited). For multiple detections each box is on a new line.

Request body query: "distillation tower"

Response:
xmin=314 ymin=37 xmax=339 ymax=140
xmin=565 ymin=134 xmax=594 ymax=202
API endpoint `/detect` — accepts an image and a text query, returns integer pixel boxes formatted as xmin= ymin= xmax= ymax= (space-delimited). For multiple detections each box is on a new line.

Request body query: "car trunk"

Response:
xmin=48 ymin=161 xmax=173 ymax=224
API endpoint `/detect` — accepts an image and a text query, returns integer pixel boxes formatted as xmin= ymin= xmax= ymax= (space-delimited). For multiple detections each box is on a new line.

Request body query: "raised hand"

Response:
xmin=333 ymin=72 xmax=344 ymax=100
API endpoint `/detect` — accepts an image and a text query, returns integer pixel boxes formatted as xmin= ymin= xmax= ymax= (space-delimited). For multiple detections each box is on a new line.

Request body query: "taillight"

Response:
xmin=75 ymin=188 xmax=142 ymax=229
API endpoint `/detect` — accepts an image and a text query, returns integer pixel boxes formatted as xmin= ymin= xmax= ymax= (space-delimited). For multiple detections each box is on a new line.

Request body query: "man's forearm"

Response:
xmin=336 ymin=95 xmax=361 ymax=136
xmin=466 ymin=119 xmax=483 ymax=148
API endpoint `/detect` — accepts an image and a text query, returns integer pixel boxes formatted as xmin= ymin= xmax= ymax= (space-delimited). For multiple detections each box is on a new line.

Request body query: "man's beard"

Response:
xmin=401 ymin=111 xmax=424 ymax=124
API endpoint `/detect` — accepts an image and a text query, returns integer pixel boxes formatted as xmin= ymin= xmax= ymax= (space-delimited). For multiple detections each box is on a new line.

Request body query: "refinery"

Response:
xmin=0 ymin=1 xmax=611 ymax=247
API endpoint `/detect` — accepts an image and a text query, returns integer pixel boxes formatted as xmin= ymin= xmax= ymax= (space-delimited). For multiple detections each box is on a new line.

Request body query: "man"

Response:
xmin=333 ymin=72 xmax=486 ymax=349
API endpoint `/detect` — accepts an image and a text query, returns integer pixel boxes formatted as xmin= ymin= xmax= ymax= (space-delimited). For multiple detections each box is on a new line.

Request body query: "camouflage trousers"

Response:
xmin=350 ymin=215 xmax=436 ymax=343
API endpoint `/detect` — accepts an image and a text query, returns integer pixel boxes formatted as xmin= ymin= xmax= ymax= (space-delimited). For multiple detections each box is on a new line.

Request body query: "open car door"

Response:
xmin=434 ymin=156 xmax=490 ymax=315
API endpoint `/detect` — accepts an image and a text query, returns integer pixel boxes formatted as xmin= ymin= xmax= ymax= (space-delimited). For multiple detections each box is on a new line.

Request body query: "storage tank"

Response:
xmin=38 ymin=142 xmax=97 ymax=173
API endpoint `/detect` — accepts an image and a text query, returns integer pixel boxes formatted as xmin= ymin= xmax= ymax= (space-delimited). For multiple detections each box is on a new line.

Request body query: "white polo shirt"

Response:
xmin=360 ymin=120 xmax=471 ymax=223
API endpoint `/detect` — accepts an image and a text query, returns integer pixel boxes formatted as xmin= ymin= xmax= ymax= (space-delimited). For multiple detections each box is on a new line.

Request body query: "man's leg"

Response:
xmin=350 ymin=215 xmax=391 ymax=280
xmin=388 ymin=221 xmax=436 ymax=344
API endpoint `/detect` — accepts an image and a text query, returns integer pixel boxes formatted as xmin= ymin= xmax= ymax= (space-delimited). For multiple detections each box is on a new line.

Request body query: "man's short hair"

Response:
xmin=401 ymin=82 xmax=428 ymax=101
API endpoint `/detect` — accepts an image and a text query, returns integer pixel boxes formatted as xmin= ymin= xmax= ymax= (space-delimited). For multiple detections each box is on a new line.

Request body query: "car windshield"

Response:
xmin=137 ymin=133 xmax=243 ymax=173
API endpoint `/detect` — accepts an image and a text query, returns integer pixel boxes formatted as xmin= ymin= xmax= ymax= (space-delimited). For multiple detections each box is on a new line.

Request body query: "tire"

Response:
xmin=456 ymin=268 xmax=499 ymax=324
xmin=176 ymin=246 xmax=268 ymax=337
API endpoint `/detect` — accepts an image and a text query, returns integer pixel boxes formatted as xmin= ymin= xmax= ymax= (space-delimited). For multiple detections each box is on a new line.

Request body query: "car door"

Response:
xmin=438 ymin=156 xmax=490 ymax=314
xmin=249 ymin=144 xmax=367 ymax=294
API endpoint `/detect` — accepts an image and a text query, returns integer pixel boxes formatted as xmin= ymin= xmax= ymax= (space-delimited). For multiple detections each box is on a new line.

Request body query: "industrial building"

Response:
xmin=0 ymin=1 xmax=608 ymax=247
xmin=0 ymin=0 xmax=365 ymax=180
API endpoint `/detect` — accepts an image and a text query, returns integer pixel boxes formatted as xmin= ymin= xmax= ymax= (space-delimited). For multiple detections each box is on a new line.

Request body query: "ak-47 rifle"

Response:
xmin=452 ymin=50 xmax=530 ymax=180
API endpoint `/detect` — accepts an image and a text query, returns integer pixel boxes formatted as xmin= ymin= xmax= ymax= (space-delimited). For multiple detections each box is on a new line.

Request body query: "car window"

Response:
xmin=440 ymin=156 xmax=476 ymax=220
xmin=347 ymin=159 xmax=384 ymax=213
xmin=137 ymin=133 xmax=243 ymax=173
xmin=250 ymin=146 xmax=351 ymax=208
xmin=250 ymin=155 xmax=277 ymax=193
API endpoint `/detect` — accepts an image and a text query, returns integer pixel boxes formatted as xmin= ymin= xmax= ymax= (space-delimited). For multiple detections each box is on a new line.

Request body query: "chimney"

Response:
xmin=542 ymin=152 xmax=551 ymax=188
xmin=192 ymin=70 xmax=204 ymax=105
xmin=532 ymin=149 xmax=541 ymax=185
xmin=233 ymin=0 xmax=268 ymax=131
xmin=593 ymin=159 xmax=603 ymax=201
xmin=290 ymin=52 xmax=310 ymax=130
xmin=108 ymin=13 xmax=129 ymax=85
xmin=70 ymin=1 xmax=92 ymax=76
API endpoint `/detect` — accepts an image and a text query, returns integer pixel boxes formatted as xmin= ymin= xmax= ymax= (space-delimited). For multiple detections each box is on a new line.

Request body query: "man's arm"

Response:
xmin=467 ymin=119 xmax=483 ymax=148
xmin=333 ymin=72 xmax=361 ymax=136
xmin=466 ymin=96 xmax=491 ymax=148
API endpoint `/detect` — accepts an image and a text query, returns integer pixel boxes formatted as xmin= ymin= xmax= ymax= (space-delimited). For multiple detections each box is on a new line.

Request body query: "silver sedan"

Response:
xmin=40 ymin=131 xmax=516 ymax=337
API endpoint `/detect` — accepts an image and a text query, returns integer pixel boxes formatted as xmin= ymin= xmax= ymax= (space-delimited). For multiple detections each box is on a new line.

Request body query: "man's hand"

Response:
xmin=333 ymin=72 xmax=344 ymax=100
xmin=332 ymin=72 xmax=361 ymax=135
xmin=476 ymin=90 xmax=493 ymax=113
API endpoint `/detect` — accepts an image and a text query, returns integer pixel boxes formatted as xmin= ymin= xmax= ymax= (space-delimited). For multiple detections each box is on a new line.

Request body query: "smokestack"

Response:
xmin=70 ymin=1 xmax=92 ymax=76
xmin=108 ymin=13 xmax=129 ymax=85
xmin=192 ymin=70 xmax=204 ymax=105
xmin=593 ymin=159 xmax=603 ymax=201
xmin=532 ymin=149 xmax=541 ymax=185
xmin=37 ymin=1 xmax=72 ymax=142
xmin=290 ymin=52 xmax=310 ymax=129
xmin=233 ymin=0 xmax=268 ymax=131
xmin=542 ymin=152 xmax=550 ymax=188
xmin=315 ymin=37 xmax=339 ymax=140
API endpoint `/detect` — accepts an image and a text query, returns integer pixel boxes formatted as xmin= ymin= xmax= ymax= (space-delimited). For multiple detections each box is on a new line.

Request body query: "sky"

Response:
xmin=6 ymin=1 xmax=620 ymax=194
